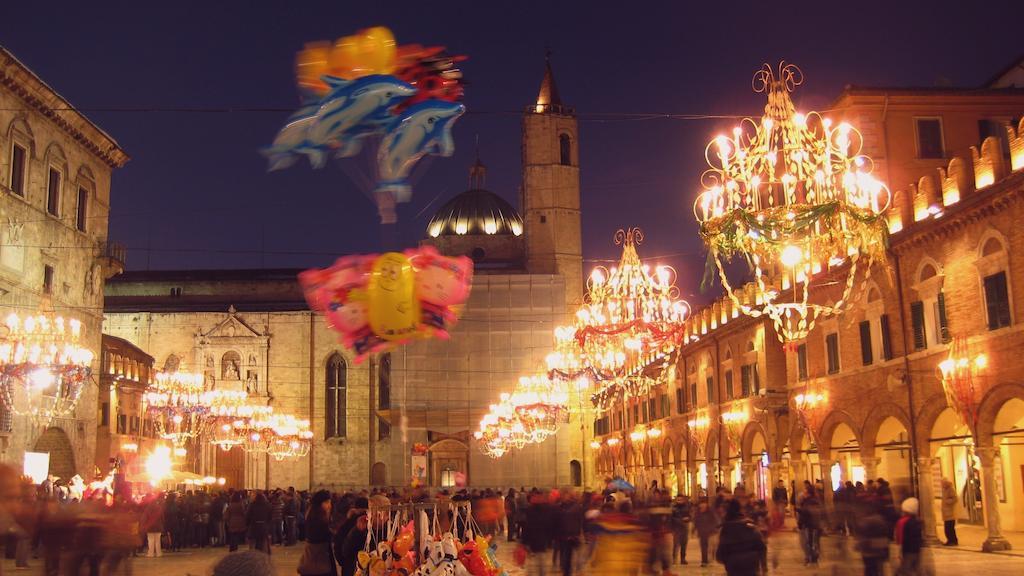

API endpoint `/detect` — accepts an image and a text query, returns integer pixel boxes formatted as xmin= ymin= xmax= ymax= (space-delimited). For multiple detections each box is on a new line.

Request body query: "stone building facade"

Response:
xmin=103 ymin=59 xmax=593 ymax=491
xmin=0 ymin=47 xmax=128 ymax=479
xmin=593 ymin=73 xmax=1024 ymax=551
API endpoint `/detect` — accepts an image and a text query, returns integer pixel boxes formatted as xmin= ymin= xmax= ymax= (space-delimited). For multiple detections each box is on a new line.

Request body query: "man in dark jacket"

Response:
xmin=555 ymin=492 xmax=583 ymax=576
xmin=339 ymin=514 xmax=368 ymax=576
xmin=693 ymin=499 xmax=719 ymax=567
xmin=715 ymin=500 xmax=766 ymax=576
xmin=522 ymin=492 xmax=555 ymax=575
xmin=332 ymin=497 xmax=368 ymax=568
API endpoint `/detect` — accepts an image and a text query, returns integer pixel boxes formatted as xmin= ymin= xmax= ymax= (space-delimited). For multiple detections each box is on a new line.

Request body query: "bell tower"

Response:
xmin=521 ymin=53 xmax=583 ymax=308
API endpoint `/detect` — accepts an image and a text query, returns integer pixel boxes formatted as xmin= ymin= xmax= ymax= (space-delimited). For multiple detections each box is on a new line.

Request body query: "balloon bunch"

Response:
xmin=300 ymin=246 xmax=474 ymax=363
xmin=266 ymin=26 xmax=467 ymax=211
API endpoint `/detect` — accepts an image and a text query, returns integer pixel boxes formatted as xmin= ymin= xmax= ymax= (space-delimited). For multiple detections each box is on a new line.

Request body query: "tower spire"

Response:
xmin=535 ymin=49 xmax=562 ymax=113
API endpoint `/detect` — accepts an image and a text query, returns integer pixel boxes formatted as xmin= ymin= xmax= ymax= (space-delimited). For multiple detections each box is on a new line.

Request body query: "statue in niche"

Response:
xmin=248 ymin=354 xmax=257 ymax=367
xmin=205 ymin=355 xmax=214 ymax=369
xmin=223 ymin=360 xmax=240 ymax=380
xmin=205 ymin=371 xmax=216 ymax=389
xmin=245 ymin=371 xmax=258 ymax=395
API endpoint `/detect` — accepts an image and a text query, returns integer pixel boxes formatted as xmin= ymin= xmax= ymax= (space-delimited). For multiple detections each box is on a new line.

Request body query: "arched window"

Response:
xmin=570 ymin=460 xmax=582 ymax=487
xmin=326 ymin=353 xmax=347 ymax=439
xmin=378 ymin=353 xmax=391 ymax=440
xmin=559 ymin=134 xmax=572 ymax=166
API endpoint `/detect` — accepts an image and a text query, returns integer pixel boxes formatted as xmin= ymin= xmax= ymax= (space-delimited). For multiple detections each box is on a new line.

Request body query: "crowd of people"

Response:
xmin=0 ymin=462 xmax=953 ymax=576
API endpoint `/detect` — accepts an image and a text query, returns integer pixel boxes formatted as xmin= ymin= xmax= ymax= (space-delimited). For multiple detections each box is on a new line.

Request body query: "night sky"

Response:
xmin=3 ymin=1 xmax=1022 ymax=304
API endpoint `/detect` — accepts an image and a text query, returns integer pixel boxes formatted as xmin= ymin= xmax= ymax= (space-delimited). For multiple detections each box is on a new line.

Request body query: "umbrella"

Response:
xmin=608 ymin=477 xmax=635 ymax=492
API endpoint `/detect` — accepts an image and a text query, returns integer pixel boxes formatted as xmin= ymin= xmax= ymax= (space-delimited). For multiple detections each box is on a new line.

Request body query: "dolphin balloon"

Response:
xmin=264 ymin=74 xmax=415 ymax=170
xmin=376 ymin=100 xmax=465 ymax=203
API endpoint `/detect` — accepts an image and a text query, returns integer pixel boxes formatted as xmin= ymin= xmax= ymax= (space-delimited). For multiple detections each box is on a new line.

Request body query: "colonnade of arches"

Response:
xmin=595 ymin=384 xmax=1024 ymax=549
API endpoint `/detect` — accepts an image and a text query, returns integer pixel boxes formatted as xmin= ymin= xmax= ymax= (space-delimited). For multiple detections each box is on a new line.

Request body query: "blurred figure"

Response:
xmin=796 ymin=483 xmax=822 ymax=566
xmin=505 ymin=488 xmax=518 ymax=541
xmin=670 ymin=494 xmax=691 ymax=565
xmin=555 ymin=491 xmax=583 ymax=576
xmin=213 ymin=550 xmax=275 ymax=576
xmin=0 ymin=465 xmax=27 ymax=576
xmin=894 ymin=498 xmax=923 ymax=575
xmin=247 ymin=491 xmax=272 ymax=554
xmin=338 ymin=514 xmax=368 ymax=576
xmin=297 ymin=490 xmax=335 ymax=576
xmin=771 ymin=480 xmax=788 ymax=521
xmin=940 ymin=479 xmax=958 ymax=546
xmin=646 ymin=491 xmax=673 ymax=576
xmin=141 ymin=493 xmax=165 ymax=557
xmin=225 ymin=492 xmax=247 ymax=552
xmin=715 ymin=499 xmax=766 ymax=576
xmin=164 ymin=492 xmax=182 ymax=552
xmin=587 ymin=501 xmax=646 ymax=576
xmin=522 ymin=491 xmax=554 ymax=576
xmin=855 ymin=503 xmax=890 ymax=576
xmin=693 ymin=498 xmax=719 ymax=567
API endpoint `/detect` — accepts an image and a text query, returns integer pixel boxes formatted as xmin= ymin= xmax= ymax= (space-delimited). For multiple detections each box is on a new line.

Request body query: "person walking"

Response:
xmin=670 ymin=494 xmax=692 ymax=565
xmin=715 ymin=500 xmax=766 ymax=576
xmin=940 ymin=479 xmax=959 ymax=546
xmin=693 ymin=499 xmax=719 ymax=568
xmin=796 ymin=484 xmax=822 ymax=566
xmin=225 ymin=493 xmax=248 ymax=552
xmin=505 ymin=488 xmax=518 ymax=542
xmin=297 ymin=490 xmax=336 ymax=576
xmin=894 ymin=498 xmax=923 ymax=576
xmin=522 ymin=492 xmax=555 ymax=576
xmin=855 ymin=504 xmax=891 ymax=576
xmin=141 ymin=494 xmax=165 ymax=558
xmin=555 ymin=492 xmax=583 ymax=576
xmin=771 ymin=480 xmax=788 ymax=521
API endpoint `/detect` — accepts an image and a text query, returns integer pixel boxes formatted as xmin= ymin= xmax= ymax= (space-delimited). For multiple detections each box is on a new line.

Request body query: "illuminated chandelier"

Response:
xmin=694 ymin=62 xmax=891 ymax=342
xmin=509 ymin=373 xmax=569 ymax=442
xmin=687 ymin=409 xmax=711 ymax=456
xmin=720 ymin=401 xmax=750 ymax=452
xmin=575 ymin=228 xmax=690 ymax=408
xmin=209 ymin=399 xmax=272 ymax=452
xmin=144 ymin=371 xmax=210 ymax=447
xmin=938 ymin=336 xmax=986 ymax=438
xmin=265 ymin=414 xmax=314 ymax=461
xmin=0 ymin=311 xmax=93 ymax=426
xmin=474 ymin=394 xmax=531 ymax=458
xmin=792 ymin=385 xmax=829 ymax=446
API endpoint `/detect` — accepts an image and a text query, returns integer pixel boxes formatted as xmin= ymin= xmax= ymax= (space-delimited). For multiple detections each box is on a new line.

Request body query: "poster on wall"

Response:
xmin=995 ymin=452 xmax=1006 ymax=503
xmin=23 ymin=452 xmax=49 ymax=485
xmin=931 ymin=459 xmax=943 ymax=499
xmin=411 ymin=454 xmax=427 ymax=486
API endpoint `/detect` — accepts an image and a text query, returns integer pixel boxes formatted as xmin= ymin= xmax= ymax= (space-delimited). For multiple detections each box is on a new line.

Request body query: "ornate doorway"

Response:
xmin=216 ymin=446 xmax=245 ymax=488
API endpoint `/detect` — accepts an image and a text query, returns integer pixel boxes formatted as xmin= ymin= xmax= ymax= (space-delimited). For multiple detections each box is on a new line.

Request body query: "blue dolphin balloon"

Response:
xmin=375 ymin=100 xmax=465 ymax=202
xmin=263 ymin=74 xmax=415 ymax=171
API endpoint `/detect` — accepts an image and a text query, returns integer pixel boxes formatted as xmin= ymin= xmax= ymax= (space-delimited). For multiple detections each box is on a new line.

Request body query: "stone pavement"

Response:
xmin=932 ymin=522 xmax=1024 ymax=556
xmin=5 ymin=530 xmax=1024 ymax=575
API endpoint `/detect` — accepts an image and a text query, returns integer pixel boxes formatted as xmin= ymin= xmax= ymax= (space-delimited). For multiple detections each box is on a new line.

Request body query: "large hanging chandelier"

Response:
xmin=509 ymin=373 xmax=569 ymax=442
xmin=208 ymin=396 xmax=270 ymax=451
xmin=694 ymin=63 xmax=891 ymax=342
xmin=575 ymin=228 xmax=690 ymax=407
xmin=265 ymin=414 xmax=314 ymax=461
xmin=0 ymin=311 xmax=93 ymax=426
xmin=938 ymin=336 xmax=986 ymax=438
xmin=144 ymin=371 xmax=210 ymax=447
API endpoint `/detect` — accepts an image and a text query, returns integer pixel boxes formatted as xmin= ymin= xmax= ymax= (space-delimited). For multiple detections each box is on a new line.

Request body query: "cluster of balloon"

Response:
xmin=266 ymin=26 xmax=467 ymax=224
xmin=300 ymin=246 xmax=473 ymax=363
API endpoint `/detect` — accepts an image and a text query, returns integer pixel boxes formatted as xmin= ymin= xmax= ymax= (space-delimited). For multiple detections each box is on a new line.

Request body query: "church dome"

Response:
xmin=426 ymin=188 xmax=524 ymax=239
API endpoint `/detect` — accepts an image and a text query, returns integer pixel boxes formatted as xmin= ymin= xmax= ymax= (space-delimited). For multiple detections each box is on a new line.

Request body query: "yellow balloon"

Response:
xmin=367 ymin=253 xmax=420 ymax=341
xmin=360 ymin=26 xmax=397 ymax=75
xmin=296 ymin=42 xmax=332 ymax=93
xmin=328 ymin=34 xmax=361 ymax=79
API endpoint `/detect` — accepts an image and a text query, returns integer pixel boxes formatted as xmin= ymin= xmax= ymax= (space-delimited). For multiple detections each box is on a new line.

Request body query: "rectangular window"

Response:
xmin=615 ymin=411 xmax=623 ymax=431
xmin=826 ymin=333 xmax=840 ymax=374
xmin=797 ymin=344 xmax=808 ymax=380
xmin=753 ymin=363 xmax=761 ymax=395
xmin=76 ymin=187 xmax=88 ymax=232
xmin=725 ymin=370 xmax=734 ymax=400
xmin=705 ymin=376 xmax=714 ymax=404
xmin=675 ymin=388 xmax=684 ymax=414
xmin=984 ymin=271 xmax=1011 ymax=330
xmin=46 ymin=168 xmax=61 ymax=216
xmin=632 ymin=404 xmax=639 ymax=426
xmin=740 ymin=365 xmax=752 ymax=397
xmin=690 ymin=382 xmax=698 ymax=406
xmin=116 ymin=414 xmax=127 ymax=435
xmin=859 ymin=320 xmax=874 ymax=366
xmin=43 ymin=265 xmax=54 ymax=295
xmin=911 ymin=301 xmax=927 ymax=350
xmin=9 ymin=144 xmax=26 ymax=196
xmin=915 ymin=118 xmax=944 ymax=159
xmin=880 ymin=314 xmax=893 ymax=360
xmin=641 ymin=401 xmax=649 ymax=423
xmin=660 ymin=394 xmax=669 ymax=419
xmin=100 ymin=402 xmax=109 ymax=427
xmin=648 ymin=397 xmax=658 ymax=420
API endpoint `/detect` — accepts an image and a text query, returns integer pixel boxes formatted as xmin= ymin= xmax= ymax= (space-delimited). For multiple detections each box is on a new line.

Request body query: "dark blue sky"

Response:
xmin=3 ymin=0 xmax=1022 ymax=303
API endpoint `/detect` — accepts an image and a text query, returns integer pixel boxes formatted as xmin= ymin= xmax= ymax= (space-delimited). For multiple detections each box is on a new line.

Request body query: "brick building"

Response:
xmin=593 ymin=65 xmax=1024 ymax=551
xmin=0 ymin=47 xmax=128 ymax=479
